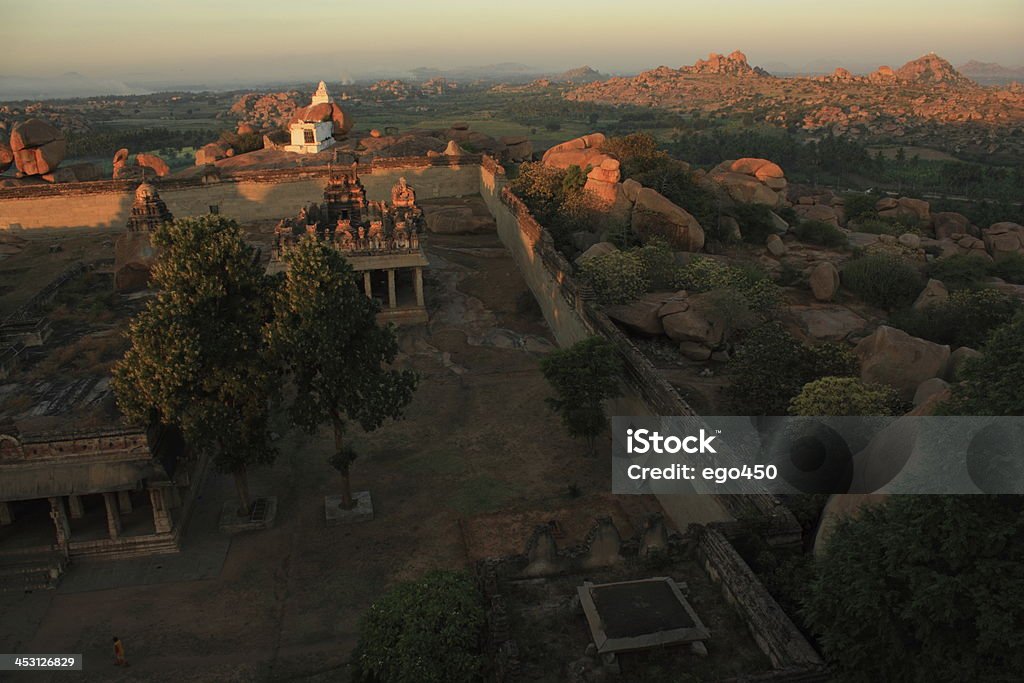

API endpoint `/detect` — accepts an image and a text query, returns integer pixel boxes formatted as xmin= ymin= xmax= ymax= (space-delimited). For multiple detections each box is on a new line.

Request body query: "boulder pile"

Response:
xmin=708 ymin=158 xmax=787 ymax=208
xmin=9 ymin=119 xmax=66 ymax=177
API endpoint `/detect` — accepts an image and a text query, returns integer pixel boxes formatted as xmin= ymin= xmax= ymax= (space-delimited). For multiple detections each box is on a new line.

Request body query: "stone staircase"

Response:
xmin=0 ymin=552 xmax=67 ymax=592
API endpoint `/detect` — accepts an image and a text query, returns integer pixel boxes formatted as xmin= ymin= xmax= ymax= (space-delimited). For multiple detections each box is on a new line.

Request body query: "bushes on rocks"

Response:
xmin=727 ymin=322 xmax=859 ymax=415
xmin=842 ymin=192 xmax=878 ymax=223
xmin=841 ymin=253 xmax=924 ymax=309
xmin=510 ymin=161 xmax=608 ymax=253
xmin=789 ymin=376 xmax=902 ymax=416
xmin=674 ymin=257 xmax=781 ymax=314
xmin=805 ymin=496 xmax=1024 ymax=680
xmin=352 ymin=571 xmax=485 ymax=683
xmin=926 ymin=254 xmax=990 ymax=290
xmin=891 ymin=288 xmax=1021 ymax=349
xmin=578 ymin=250 xmax=649 ymax=304
xmin=793 ymin=220 xmax=848 ymax=249
xmin=726 ymin=202 xmax=778 ymax=245
xmin=942 ymin=312 xmax=1024 ymax=415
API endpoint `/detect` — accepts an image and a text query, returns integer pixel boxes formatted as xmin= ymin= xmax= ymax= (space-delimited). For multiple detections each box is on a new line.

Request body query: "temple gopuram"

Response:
xmin=114 ymin=182 xmax=173 ymax=292
xmin=271 ymin=167 xmax=429 ymax=325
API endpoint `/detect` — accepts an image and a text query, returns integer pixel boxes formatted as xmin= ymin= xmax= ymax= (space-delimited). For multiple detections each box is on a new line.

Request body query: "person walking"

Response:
xmin=112 ymin=636 xmax=127 ymax=666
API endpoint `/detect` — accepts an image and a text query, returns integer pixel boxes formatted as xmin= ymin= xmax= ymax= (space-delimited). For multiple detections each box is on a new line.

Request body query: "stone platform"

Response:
xmin=324 ymin=491 xmax=374 ymax=525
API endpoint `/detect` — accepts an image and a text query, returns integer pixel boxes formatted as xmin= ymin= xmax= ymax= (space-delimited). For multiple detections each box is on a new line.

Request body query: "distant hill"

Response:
xmin=556 ymin=66 xmax=606 ymax=83
xmin=958 ymin=60 xmax=1024 ymax=86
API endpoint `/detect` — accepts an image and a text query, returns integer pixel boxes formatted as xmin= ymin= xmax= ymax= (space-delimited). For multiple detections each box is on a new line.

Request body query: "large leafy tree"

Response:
xmin=352 ymin=570 xmax=485 ymax=683
xmin=267 ymin=238 xmax=417 ymax=509
xmin=113 ymin=215 xmax=277 ymax=515
xmin=540 ymin=336 xmax=622 ymax=455
xmin=804 ymin=496 xmax=1024 ymax=681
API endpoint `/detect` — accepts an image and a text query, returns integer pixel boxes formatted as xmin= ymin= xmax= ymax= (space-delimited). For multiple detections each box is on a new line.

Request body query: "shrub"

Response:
xmin=727 ymin=322 xmax=858 ymax=415
xmin=674 ymin=257 xmax=781 ymax=314
xmin=794 ymin=220 xmax=848 ymax=249
xmin=579 ymin=250 xmax=649 ymax=304
xmin=927 ymin=254 xmax=990 ymax=290
xmin=727 ymin=202 xmax=778 ymax=245
xmin=891 ymin=288 xmax=1021 ymax=348
xmin=941 ymin=312 xmax=1024 ymax=415
xmin=789 ymin=376 xmax=902 ymax=416
xmin=804 ymin=496 xmax=1024 ymax=680
xmin=990 ymin=253 xmax=1024 ymax=284
xmin=841 ymin=253 xmax=924 ymax=309
xmin=842 ymin=193 xmax=877 ymax=223
xmin=635 ymin=239 xmax=677 ymax=290
xmin=852 ymin=218 xmax=903 ymax=236
xmin=352 ymin=571 xmax=485 ymax=683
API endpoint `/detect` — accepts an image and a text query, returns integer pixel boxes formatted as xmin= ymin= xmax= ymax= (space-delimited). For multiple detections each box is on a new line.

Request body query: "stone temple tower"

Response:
xmin=311 ymin=80 xmax=331 ymax=105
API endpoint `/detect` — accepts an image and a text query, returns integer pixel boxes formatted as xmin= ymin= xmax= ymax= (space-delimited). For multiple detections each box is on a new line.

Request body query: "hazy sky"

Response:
xmin=2 ymin=0 xmax=1022 ymax=87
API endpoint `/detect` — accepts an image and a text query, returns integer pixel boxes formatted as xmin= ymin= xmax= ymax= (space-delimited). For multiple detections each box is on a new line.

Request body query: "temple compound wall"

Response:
xmin=477 ymin=157 xmax=803 ymax=537
xmin=0 ymin=156 xmax=481 ymax=232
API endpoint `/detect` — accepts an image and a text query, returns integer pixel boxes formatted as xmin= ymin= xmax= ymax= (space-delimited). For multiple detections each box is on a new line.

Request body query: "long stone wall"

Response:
xmin=0 ymin=156 xmax=481 ymax=232
xmin=697 ymin=526 xmax=825 ymax=674
xmin=478 ymin=158 xmax=737 ymax=528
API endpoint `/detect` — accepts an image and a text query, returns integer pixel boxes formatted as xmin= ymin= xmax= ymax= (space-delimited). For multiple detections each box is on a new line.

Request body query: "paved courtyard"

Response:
xmin=0 ymin=231 xmax=614 ymax=681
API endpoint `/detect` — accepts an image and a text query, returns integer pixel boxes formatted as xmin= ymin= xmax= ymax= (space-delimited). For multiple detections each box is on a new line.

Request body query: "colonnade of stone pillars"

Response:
xmin=149 ymin=488 xmax=172 ymax=534
xmin=103 ymin=492 xmax=122 ymax=539
xmin=0 ymin=501 xmax=13 ymax=526
xmin=362 ymin=267 xmax=425 ymax=310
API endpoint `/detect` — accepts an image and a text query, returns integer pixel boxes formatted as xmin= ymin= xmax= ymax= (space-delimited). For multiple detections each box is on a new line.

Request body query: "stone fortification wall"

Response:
xmin=0 ymin=156 xmax=481 ymax=232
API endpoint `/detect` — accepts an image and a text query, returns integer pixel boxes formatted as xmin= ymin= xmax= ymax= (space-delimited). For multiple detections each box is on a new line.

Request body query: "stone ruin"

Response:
xmin=114 ymin=183 xmax=174 ymax=292
xmin=273 ymin=168 xmax=423 ymax=258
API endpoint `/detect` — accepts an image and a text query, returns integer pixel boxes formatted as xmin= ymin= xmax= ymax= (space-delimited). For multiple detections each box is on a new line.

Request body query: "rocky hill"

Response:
xmin=958 ymin=60 xmax=1024 ymax=86
xmin=556 ymin=66 xmax=606 ymax=83
xmin=566 ymin=52 xmax=1024 ymax=159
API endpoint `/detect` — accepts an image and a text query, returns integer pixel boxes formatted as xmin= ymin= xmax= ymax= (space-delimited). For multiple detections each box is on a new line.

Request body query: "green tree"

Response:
xmin=267 ymin=238 xmax=418 ymax=509
xmin=112 ymin=215 xmax=276 ymax=515
xmin=804 ymin=496 xmax=1024 ymax=681
xmin=540 ymin=337 xmax=622 ymax=455
xmin=789 ymin=376 xmax=901 ymax=416
xmin=942 ymin=312 xmax=1024 ymax=415
xmin=353 ymin=570 xmax=485 ymax=683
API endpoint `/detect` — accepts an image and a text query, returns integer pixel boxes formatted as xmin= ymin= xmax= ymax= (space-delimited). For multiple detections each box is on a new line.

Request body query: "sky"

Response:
xmin=1 ymin=0 xmax=1022 ymax=93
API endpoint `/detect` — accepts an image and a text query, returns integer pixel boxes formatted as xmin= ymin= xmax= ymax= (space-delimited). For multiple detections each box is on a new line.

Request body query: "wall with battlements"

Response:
xmin=0 ymin=156 xmax=481 ymax=232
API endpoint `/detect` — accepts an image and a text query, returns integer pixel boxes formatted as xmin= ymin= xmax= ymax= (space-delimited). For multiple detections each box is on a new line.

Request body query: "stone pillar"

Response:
xmin=387 ymin=269 xmax=397 ymax=309
xmin=118 ymin=490 xmax=133 ymax=514
xmin=149 ymin=488 xmax=173 ymax=534
xmin=0 ymin=501 xmax=13 ymax=526
xmin=363 ymin=271 xmax=372 ymax=299
xmin=414 ymin=267 xmax=425 ymax=308
xmin=102 ymin=492 xmax=121 ymax=540
xmin=67 ymin=495 xmax=85 ymax=519
xmin=48 ymin=496 xmax=70 ymax=549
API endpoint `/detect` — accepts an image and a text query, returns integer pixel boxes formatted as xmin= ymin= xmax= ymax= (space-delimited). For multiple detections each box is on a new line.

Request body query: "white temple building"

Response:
xmin=285 ymin=81 xmax=337 ymax=154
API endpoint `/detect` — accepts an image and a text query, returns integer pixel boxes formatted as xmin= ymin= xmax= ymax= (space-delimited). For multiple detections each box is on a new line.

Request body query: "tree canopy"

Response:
xmin=267 ymin=237 xmax=418 ymax=507
xmin=804 ymin=495 xmax=1024 ymax=681
xmin=112 ymin=214 xmax=276 ymax=512
xmin=540 ymin=336 xmax=622 ymax=454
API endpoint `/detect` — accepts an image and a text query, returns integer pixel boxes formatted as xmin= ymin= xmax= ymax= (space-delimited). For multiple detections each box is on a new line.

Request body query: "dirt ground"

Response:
xmin=1 ymin=230 xmax=629 ymax=681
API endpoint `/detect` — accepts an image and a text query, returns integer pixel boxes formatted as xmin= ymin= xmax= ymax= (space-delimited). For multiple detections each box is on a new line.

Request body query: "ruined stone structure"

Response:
xmin=271 ymin=168 xmax=428 ymax=324
xmin=114 ymin=183 xmax=172 ymax=292
xmin=0 ymin=425 xmax=207 ymax=586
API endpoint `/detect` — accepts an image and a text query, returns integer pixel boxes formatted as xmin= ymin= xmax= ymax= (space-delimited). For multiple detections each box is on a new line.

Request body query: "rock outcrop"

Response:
xmin=630 ymin=187 xmax=705 ymax=251
xmin=854 ymin=326 xmax=951 ymax=400
xmin=10 ymin=119 xmax=66 ymax=177
xmin=982 ymin=222 xmax=1024 ymax=260
xmin=709 ymin=158 xmax=787 ymax=208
